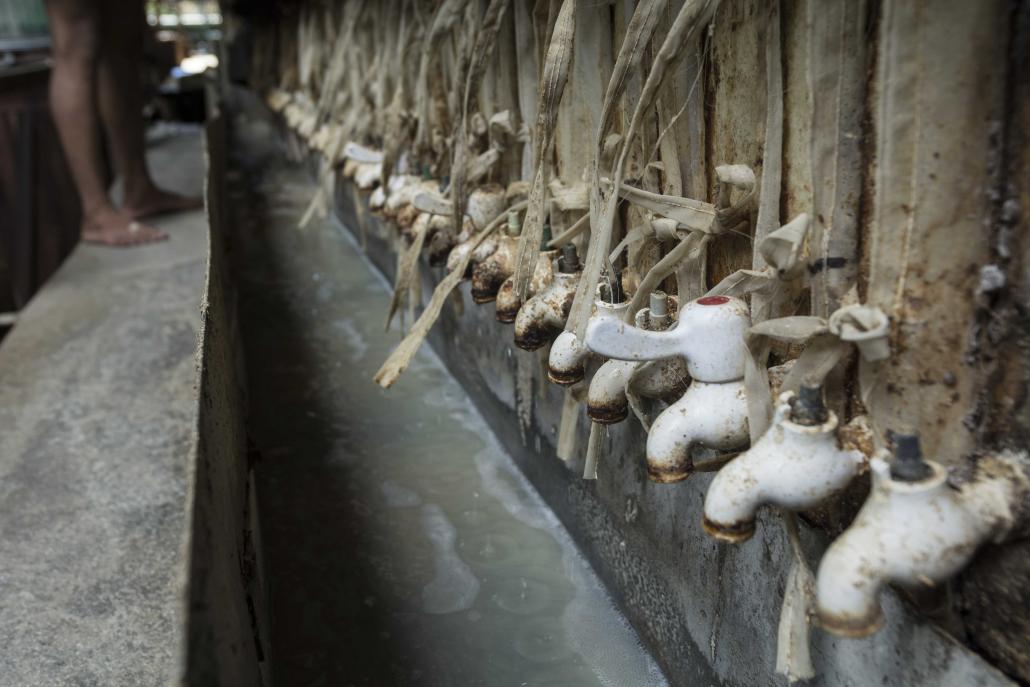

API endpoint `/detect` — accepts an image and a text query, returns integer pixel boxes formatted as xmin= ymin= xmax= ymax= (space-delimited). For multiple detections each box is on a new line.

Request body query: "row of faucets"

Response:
xmin=365 ymin=175 xmax=1025 ymax=641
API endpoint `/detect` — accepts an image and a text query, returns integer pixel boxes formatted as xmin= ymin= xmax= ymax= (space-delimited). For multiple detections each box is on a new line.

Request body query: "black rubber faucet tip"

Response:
xmin=889 ymin=433 xmax=933 ymax=482
xmin=604 ymin=269 xmax=624 ymax=303
xmin=790 ymin=383 xmax=829 ymax=426
xmin=560 ymin=243 xmax=580 ymax=273
xmin=539 ymin=224 xmax=552 ymax=250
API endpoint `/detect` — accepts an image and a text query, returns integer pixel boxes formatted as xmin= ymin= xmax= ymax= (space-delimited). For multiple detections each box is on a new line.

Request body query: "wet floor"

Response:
xmin=232 ymin=119 xmax=668 ymax=687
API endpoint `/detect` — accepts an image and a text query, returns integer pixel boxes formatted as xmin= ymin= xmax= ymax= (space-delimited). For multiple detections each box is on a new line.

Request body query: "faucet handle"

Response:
xmin=585 ymin=294 xmax=749 ymax=382
xmin=584 ymin=317 xmax=687 ymax=361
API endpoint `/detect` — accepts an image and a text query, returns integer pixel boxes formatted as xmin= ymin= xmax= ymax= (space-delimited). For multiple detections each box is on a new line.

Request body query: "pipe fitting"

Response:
xmin=514 ymin=256 xmax=582 ymax=351
xmin=702 ymin=387 xmax=866 ymax=543
xmin=547 ymin=282 xmax=629 ymax=386
xmin=815 ymin=439 xmax=1024 ymax=638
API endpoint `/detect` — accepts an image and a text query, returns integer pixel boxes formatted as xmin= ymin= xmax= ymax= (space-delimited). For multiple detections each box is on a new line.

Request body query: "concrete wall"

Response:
xmin=320 ymin=174 xmax=1016 ymax=687
xmin=238 ymin=0 xmax=1030 ymax=682
xmin=183 ymin=113 xmax=271 ymax=686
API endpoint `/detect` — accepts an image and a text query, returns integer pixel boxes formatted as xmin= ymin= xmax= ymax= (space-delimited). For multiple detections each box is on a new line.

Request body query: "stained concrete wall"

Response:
xmin=183 ymin=113 xmax=271 ymax=686
xmin=306 ymin=174 xmax=1014 ymax=687
xmin=237 ymin=0 xmax=1030 ymax=682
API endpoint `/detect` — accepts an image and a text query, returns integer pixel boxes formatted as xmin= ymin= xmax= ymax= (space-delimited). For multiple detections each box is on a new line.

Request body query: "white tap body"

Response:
xmin=703 ymin=392 xmax=866 ymax=542
xmin=513 ymin=269 xmax=581 ymax=351
xmin=816 ymin=454 xmax=1022 ymax=637
xmin=584 ymin=295 xmax=751 ymax=482
xmin=643 ymin=380 xmax=749 ymax=482
xmin=496 ymin=253 xmax=555 ymax=324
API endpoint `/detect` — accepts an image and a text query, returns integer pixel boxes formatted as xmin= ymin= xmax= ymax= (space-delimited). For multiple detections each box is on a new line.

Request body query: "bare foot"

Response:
xmin=124 ymin=187 xmax=203 ymax=221
xmin=82 ymin=207 xmax=168 ymax=247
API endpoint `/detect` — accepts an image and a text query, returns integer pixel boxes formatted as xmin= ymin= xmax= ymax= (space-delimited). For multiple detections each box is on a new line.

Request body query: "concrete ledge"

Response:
xmin=0 ymin=116 xmax=272 ymax=686
xmin=0 ymin=130 xmax=206 ymax=686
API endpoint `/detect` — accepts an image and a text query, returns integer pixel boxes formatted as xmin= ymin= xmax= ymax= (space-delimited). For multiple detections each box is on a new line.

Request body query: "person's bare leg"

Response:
xmin=44 ymin=0 xmax=166 ymax=246
xmin=98 ymin=0 xmax=201 ymax=221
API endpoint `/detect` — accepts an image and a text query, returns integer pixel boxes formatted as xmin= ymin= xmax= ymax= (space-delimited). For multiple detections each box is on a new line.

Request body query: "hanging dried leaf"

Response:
xmin=511 ymin=0 xmax=577 ymax=302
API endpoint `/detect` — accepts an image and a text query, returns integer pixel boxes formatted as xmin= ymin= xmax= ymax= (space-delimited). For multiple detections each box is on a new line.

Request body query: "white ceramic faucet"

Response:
xmin=703 ymin=386 xmax=866 ymax=542
xmin=584 ymin=295 xmax=750 ymax=482
xmin=815 ymin=436 xmax=1025 ymax=637
xmin=444 ymin=186 xmax=507 ymax=277
xmin=470 ymin=212 xmax=521 ymax=303
xmin=496 ymin=252 xmax=556 ymax=324
xmin=548 ymin=282 xmax=629 ymax=385
xmin=513 ymin=245 xmax=583 ymax=351
xmin=586 ymin=293 xmax=688 ymax=423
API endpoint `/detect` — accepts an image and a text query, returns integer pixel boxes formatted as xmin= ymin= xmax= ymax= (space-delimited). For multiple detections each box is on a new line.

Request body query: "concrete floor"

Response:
xmin=230 ymin=107 xmax=667 ymax=687
xmin=0 ymin=129 xmax=206 ymax=686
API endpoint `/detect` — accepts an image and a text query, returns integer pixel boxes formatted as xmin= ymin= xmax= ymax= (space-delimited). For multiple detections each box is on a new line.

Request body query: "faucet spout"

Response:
xmin=645 ymin=380 xmax=749 ymax=482
xmin=548 ymin=286 xmax=629 ymax=385
xmin=513 ymin=271 xmax=580 ymax=351
xmin=495 ymin=276 xmax=521 ymax=324
xmin=447 ymin=232 xmax=497 ymax=279
xmin=587 ymin=359 xmax=638 ymax=423
xmin=471 ymin=236 xmax=518 ymax=303
xmin=549 ymin=331 xmax=590 ymax=386
xmin=588 ymin=356 xmax=689 ymax=424
xmin=703 ymin=389 xmax=866 ymax=543
xmin=815 ymin=447 xmax=1023 ymax=637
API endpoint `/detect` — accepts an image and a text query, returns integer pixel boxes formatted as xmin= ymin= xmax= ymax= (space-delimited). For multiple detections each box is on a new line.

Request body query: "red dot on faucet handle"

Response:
xmin=697 ymin=296 xmax=730 ymax=306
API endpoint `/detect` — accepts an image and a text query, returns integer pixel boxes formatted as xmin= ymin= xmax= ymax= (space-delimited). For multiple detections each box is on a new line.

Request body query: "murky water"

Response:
xmin=233 ymin=126 xmax=668 ymax=687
